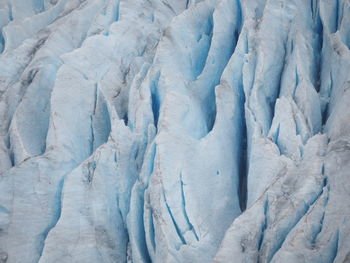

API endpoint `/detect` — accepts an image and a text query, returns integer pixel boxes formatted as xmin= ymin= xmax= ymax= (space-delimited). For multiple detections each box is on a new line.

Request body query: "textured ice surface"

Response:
xmin=0 ymin=0 xmax=350 ymax=262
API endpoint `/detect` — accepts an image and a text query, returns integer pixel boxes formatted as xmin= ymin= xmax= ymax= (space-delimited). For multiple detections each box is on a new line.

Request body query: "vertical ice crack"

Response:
xmin=37 ymin=176 xmax=65 ymax=261
xmin=148 ymin=208 xmax=157 ymax=251
xmin=329 ymin=230 xmax=340 ymax=263
xmin=114 ymin=0 xmax=120 ymax=21
xmin=162 ymin=188 xmax=186 ymax=246
xmin=238 ymin=31 xmax=249 ymax=211
xmin=150 ymin=72 xmax=161 ymax=128
xmin=180 ymin=173 xmax=199 ymax=241
xmin=322 ymin=71 xmax=332 ymax=126
xmin=311 ymin=171 xmax=329 ymax=245
xmin=258 ymin=198 xmax=269 ymax=254
xmin=238 ymin=114 xmax=248 ymax=212
xmin=90 ymin=83 xmax=98 ymax=154
xmin=335 ymin=0 xmax=340 ymax=33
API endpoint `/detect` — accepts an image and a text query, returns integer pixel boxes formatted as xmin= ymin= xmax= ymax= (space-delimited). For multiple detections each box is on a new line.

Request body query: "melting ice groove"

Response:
xmin=0 ymin=0 xmax=349 ymax=262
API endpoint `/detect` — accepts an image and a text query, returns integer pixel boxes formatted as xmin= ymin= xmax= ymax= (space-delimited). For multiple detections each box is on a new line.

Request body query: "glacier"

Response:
xmin=0 ymin=0 xmax=349 ymax=262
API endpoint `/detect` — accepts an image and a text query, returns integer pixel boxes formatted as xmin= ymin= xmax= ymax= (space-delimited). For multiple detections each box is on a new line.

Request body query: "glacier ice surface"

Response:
xmin=0 ymin=0 xmax=350 ymax=262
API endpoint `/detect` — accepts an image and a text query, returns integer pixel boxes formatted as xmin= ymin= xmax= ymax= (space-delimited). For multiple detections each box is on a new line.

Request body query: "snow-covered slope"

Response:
xmin=0 ymin=0 xmax=349 ymax=262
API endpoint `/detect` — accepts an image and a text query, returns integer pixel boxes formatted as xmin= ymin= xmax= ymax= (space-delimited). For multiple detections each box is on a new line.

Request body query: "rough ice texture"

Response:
xmin=0 ymin=0 xmax=349 ymax=262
